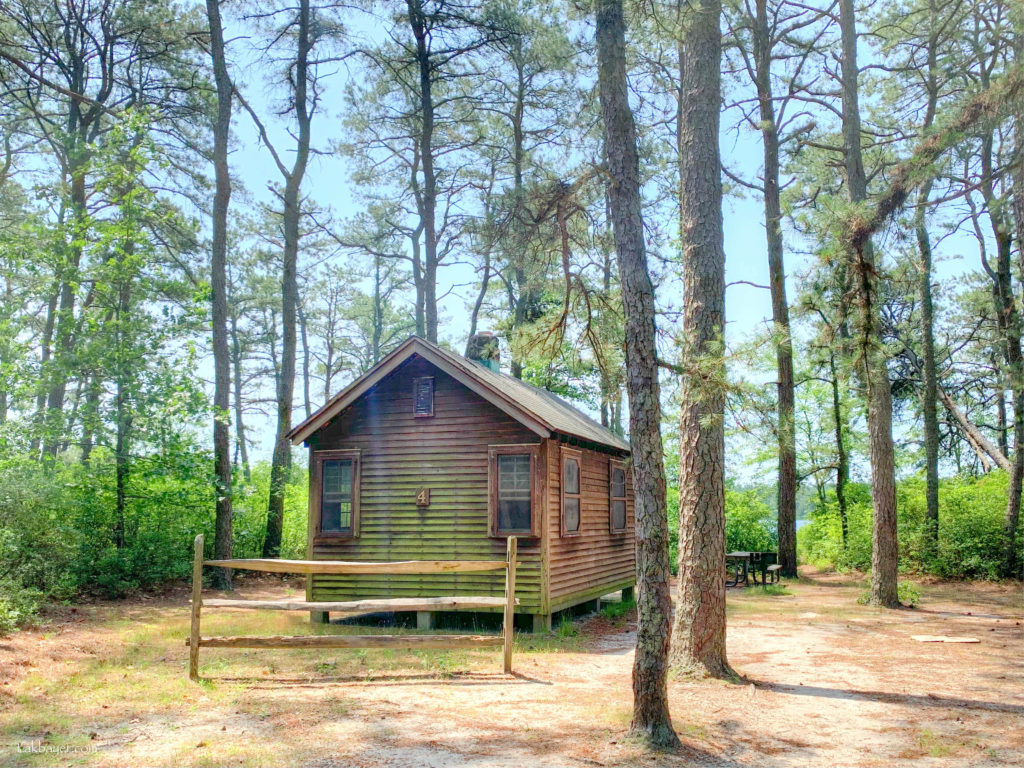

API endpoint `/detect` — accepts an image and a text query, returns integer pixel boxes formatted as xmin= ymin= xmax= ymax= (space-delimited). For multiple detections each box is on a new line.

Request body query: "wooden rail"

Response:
xmin=201 ymin=596 xmax=516 ymax=612
xmin=187 ymin=534 xmax=517 ymax=680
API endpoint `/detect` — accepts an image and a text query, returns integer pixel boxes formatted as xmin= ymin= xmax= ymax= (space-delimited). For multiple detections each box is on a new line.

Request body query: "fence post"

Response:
xmin=189 ymin=533 xmax=204 ymax=681
xmin=503 ymin=536 xmax=517 ymax=674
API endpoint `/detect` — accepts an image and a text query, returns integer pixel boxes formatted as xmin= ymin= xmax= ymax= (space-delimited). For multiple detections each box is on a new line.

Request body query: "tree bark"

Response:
xmin=751 ymin=0 xmax=796 ymax=577
xmin=41 ymin=153 xmax=87 ymax=458
xmin=408 ymin=0 xmax=439 ymax=343
xmin=916 ymin=191 xmax=940 ymax=556
xmin=839 ymin=0 xmax=898 ymax=607
xmin=829 ymin=352 xmax=849 ymax=545
xmin=1007 ymin=2 xmax=1024 ymax=576
xmin=595 ymin=0 xmax=680 ymax=749
xmin=670 ymin=0 xmax=734 ymax=678
xmin=31 ymin=285 xmax=58 ymax=457
xmin=298 ymin=299 xmax=312 ymax=420
xmin=207 ymin=0 xmax=234 ymax=590
xmin=265 ymin=0 xmax=313 ymax=558
xmin=229 ymin=310 xmax=251 ymax=484
xmin=916 ymin=0 xmax=941 ymax=559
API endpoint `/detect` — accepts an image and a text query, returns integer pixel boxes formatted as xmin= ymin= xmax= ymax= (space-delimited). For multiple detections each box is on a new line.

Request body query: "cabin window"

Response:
xmin=561 ymin=448 xmax=583 ymax=536
xmin=489 ymin=444 xmax=540 ymax=537
xmin=413 ymin=376 xmax=434 ymax=417
xmin=609 ymin=460 xmax=627 ymax=533
xmin=313 ymin=450 xmax=360 ymax=538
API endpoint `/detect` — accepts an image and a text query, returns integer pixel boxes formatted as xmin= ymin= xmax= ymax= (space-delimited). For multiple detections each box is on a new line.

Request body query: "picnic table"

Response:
xmin=726 ymin=551 xmax=779 ymax=587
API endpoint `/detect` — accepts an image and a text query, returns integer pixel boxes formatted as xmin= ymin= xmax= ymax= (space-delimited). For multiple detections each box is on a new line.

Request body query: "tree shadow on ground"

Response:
xmin=306 ymin=719 xmax=754 ymax=768
xmin=748 ymin=679 xmax=1024 ymax=715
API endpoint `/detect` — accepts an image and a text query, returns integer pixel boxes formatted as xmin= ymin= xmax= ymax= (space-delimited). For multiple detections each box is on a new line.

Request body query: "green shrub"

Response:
xmin=668 ymin=485 xmax=778 ymax=573
xmin=898 ymin=582 xmax=921 ymax=607
xmin=232 ymin=462 xmax=309 ymax=559
xmin=0 ymin=445 xmax=310 ymax=617
xmin=556 ymin=615 xmax=578 ymax=638
xmin=856 ymin=581 xmax=920 ymax=607
xmin=800 ymin=473 xmax=1021 ymax=580
xmin=724 ymin=489 xmax=778 ymax=553
xmin=0 ymin=583 xmax=43 ymax=634
xmin=599 ymin=598 xmax=636 ymax=620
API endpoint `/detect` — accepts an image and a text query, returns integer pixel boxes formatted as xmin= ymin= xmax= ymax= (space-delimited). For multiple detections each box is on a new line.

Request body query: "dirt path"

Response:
xmin=1 ymin=570 xmax=1021 ymax=767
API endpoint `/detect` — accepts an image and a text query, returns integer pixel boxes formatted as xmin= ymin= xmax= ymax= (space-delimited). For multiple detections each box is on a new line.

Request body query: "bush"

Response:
xmin=799 ymin=472 xmax=1021 ymax=580
xmin=724 ymin=489 xmax=778 ymax=553
xmin=857 ymin=581 xmax=920 ymax=607
xmin=668 ymin=485 xmax=778 ymax=573
xmin=232 ymin=462 xmax=309 ymax=559
xmin=0 ymin=583 xmax=43 ymax=634
xmin=0 ymin=443 xmax=311 ymax=631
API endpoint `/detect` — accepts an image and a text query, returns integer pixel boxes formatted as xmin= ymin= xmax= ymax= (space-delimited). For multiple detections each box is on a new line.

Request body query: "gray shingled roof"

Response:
xmin=289 ymin=335 xmax=630 ymax=453
xmin=433 ymin=343 xmax=631 ymax=453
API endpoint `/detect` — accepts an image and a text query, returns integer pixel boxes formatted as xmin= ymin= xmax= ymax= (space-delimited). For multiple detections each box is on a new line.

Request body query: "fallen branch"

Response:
xmin=937 ymin=387 xmax=1011 ymax=473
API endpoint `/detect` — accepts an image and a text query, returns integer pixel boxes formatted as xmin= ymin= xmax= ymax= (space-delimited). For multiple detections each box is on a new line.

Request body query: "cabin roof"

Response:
xmin=288 ymin=335 xmax=631 ymax=453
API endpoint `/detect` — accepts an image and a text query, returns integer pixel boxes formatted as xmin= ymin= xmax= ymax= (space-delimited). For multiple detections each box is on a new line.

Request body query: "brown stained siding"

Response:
xmin=547 ymin=441 xmax=636 ymax=610
xmin=307 ymin=355 xmax=546 ymax=612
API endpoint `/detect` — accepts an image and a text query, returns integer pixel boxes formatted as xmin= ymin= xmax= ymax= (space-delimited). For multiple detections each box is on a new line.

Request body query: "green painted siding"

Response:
xmin=307 ymin=355 xmax=546 ymax=613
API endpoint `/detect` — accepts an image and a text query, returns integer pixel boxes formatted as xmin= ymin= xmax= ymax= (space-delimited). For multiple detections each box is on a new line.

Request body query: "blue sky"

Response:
xmin=222 ymin=6 xmax=987 ymax=482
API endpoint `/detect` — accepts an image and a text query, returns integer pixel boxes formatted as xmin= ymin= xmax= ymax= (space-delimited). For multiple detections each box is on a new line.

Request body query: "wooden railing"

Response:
xmin=187 ymin=534 xmax=518 ymax=680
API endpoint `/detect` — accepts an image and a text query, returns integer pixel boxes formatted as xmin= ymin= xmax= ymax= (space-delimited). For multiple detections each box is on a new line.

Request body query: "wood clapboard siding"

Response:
xmin=307 ymin=355 xmax=545 ymax=612
xmin=547 ymin=441 xmax=635 ymax=609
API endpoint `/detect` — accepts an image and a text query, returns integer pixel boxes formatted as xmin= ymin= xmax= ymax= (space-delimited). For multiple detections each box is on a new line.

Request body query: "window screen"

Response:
xmin=610 ymin=465 xmax=627 ymax=532
xmin=321 ymin=458 xmax=354 ymax=533
xmin=563 ymin=456 xmax=581 ymax=534
xmin=497 ymin=453 xmax=532 ymax=532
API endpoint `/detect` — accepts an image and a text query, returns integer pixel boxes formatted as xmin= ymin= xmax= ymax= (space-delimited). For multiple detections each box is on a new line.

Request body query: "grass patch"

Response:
xmin=599 ymin=598 xmax=636 ymax=620
xmin=556 ymin=615 xmax=579 ymax=638
xmin=907 ymin=728 xmax=972 ymax=758
xmin=857 ymin=581 xmax=921 ymax=608
xmin=754 ymin=584 xmax=793 ymax=597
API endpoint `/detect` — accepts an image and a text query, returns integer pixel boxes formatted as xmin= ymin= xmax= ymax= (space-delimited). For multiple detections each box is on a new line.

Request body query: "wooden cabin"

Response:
xmin=287 ymin=334 xmax=635 ymax=632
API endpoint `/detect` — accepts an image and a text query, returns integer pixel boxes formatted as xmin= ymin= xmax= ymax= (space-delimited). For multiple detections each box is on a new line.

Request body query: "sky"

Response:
xmin=221 ymin=5 xmax=990 ymax=482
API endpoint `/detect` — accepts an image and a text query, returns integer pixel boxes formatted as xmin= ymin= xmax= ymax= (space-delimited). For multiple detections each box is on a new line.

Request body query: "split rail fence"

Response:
xmin=187 ymin=534 xmax=518 ymax=680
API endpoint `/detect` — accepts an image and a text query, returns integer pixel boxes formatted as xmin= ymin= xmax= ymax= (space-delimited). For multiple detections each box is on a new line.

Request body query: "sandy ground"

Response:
xmin=0 ymin=569 xmax=1021 ymax=767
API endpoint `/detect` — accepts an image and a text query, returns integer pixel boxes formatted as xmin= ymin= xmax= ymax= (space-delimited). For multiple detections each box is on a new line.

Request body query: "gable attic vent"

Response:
xmin=413 ymin=376 xmax=434 ymax=417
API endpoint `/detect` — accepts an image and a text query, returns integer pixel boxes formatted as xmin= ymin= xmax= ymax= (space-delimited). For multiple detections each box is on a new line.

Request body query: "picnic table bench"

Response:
xmin=726 ymin=551 xmax=779 ymax=587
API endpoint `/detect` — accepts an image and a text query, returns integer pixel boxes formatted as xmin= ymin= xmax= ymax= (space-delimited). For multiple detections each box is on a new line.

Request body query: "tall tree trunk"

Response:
xmin=670 ymin=0 xmax=733 ymax=678
xmin=207 ymin=0 xmax=234 ymax=590
xmin=79 ymin=373 xmax=101 ymax=464
xmin=917 ymin=189 xmax=940 ymax=557
xmin=829 ymin=352 xmax=849 ymax=545
xmin=41 ymin=152 xmax=88 ymax=459
xmin=372 ymin=254 xmax=384 ymax=365
xmin=113 ymin=268 xmax=132 ymax=551
xmin=996 ymin=383 xmax=1009 ymax=458
xmin=975 ymin=42 xmax=1023 ymax=577
xmin=468 ymin=250 xmax=491 ymax=339
xmin=599 ymin=213 xmax=617 ymax=431
xmin=31 ymin=285 xmax=58 ymax=456
xmin=917 ymin=0 xmax=941 ymax=560
xmin=298 ymin=299 xmax=312 ymax=419
xmin=408 ymin=0 xmax=439 ymax=343
xmin=752 ymin=0 xmax=796 ymax=577
xmin=595 ymin=0 xmax=680 ymax=749
xmin=1007 ymin=3 xmax=1024 ymax=576
xmin=265 ymin=0 xmax=313 ymax=558
xmin=0 ymin=273 xmax=9 ymax=423
xmin=839 ymin=0 xmax=899 ymax=607
xmin=229 ymin=311 xmax=251 ymax=484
